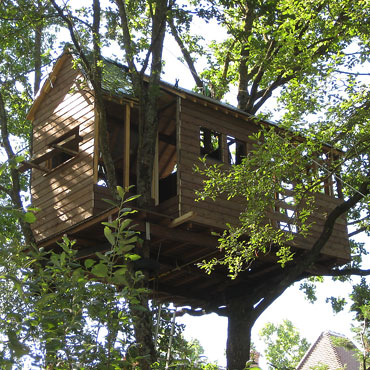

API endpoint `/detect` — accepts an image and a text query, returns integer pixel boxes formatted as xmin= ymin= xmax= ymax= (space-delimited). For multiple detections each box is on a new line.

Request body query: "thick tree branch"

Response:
xmin=51 ymin=0 xmax=118 ymax=196
xmin=114 ymin=0 xmax=138 ymax=80
xmin=50 ymin=0 xmax=92 ymax=76
xmin=168 ymin=16 xmax=203 ymax=89
xmin=312 ymin=268 xmax=370 ymax=277
xmin=0 ymin=90 xmax=35 ymax=245
xmin=251 ymin=178 xmax=370 ymax=320
xmin=348 ymin=226 xmax=369 ymax=238
xmin=33 ymin=24 xmax=42 ymax=95
xmin=237 ymin=2 xmax=255 ymax=111
xmin=348 ymin=214 xmax=370 ymax=226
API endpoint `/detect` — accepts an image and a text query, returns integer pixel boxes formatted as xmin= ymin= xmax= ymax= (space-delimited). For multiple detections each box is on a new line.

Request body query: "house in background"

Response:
xmin=296 ymin=331 xmax=360 ymax=370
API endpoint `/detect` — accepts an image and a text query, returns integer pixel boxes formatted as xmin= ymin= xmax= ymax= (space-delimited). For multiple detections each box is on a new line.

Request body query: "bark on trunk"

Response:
xmin=127 ymin=240 xmax=156 ymax=370
xmin=33 ymin=24 xmax=42 ymax=96
xmin=0 ymin=91 xmax=35 ymax=245
xmin=226 ymin=298 xmax=254 ymax=370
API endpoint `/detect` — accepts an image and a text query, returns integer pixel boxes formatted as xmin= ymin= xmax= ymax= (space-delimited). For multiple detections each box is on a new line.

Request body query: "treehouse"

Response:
xmin=22 ymin=51 xmax=350 ymax=308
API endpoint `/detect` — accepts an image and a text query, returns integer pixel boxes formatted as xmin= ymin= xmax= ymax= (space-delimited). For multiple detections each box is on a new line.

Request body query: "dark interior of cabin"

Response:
xmin=99 ymin=98 xmax=178 ymax=204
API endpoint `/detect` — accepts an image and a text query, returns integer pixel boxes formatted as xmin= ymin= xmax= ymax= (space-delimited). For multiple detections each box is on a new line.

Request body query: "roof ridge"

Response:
xmin=324 ymin=332 xmax=344 ymax=368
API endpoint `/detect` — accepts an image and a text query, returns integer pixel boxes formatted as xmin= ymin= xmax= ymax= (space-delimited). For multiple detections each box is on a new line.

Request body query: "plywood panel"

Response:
xmin=33 ymin=90 xmax=93 ymax=130
xmin=33 ymin=103 xmax=94 ymax=153
xmin=33 ymin=181 xmax=94 ymax=215
xmin=31 ymin=54 xmax=96 ymax=242
xmin=31 ymin=153 xmax=93 ymax=190
xmin=32 ymin=64 xmax=84 ymax=126
xmin=33 ymin=208 xmax=94 ymax=242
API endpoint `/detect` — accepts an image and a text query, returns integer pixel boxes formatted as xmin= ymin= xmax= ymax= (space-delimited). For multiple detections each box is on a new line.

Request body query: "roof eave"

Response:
xmin=27 ymin=50 xmax=72 ymax=122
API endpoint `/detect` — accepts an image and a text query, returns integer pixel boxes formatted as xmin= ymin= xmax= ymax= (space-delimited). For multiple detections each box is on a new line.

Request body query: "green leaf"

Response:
xmin=0 ymin=162 xmax=7 ymax=176
xmin=102 ymin=198 xmax=118 ymax=207
xmin=5 ymin=275 xmax=24 ymax=299
xmin=15 ymin=155 xmax=25 ymax=163
xmin=91 ymin=263 xmax=108 ymax=278
xmin=126 ymin=253 xmax=141 ymax=261
xmin=60 ymin=251 xmax=66 ymax=266
xmin=104 ymin=226 xmax=115 ymax=246
xmin=119 ymin=218 xmax=132 ymax=232
xmin=114 ymin=267 xmax=127 ymax=275
xmin=36 ymin=293 xmax=57 ymax=306
xmin=84 ymin=259 xmax=96 ymax=269
xmin=117 ymin=185 xmax=125 ymax=199
xmin=23 ymin=211 xmax=36 ymax=224
xmin=124 ymin=194 xmax=141 ymax=203
xmin=117 ymin=244 xmax=135 ymax=253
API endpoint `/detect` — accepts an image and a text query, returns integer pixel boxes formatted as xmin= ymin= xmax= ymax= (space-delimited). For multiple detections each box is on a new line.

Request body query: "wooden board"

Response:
xmin=31 ymin=54 xmax=96 ymax=241
xmin=177 ymin=98 xmax=350 ymax=261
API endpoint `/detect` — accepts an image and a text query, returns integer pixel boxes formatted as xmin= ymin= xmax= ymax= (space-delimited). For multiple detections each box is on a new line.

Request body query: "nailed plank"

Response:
xmin=166 ymin=211 xmax=195 ymax=228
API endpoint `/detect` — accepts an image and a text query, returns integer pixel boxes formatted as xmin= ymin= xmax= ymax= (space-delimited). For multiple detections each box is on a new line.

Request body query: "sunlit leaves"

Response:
xmin=259 ymin=319 xmax=310 ymax=370
xmin=196 ymin=127 xmax=323 ymax=277
xmin=0 ymin=188 xmax=145 ymax=368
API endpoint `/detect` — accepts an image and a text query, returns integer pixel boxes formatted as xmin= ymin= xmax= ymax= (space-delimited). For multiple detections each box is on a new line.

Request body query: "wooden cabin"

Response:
xmin=22 ymin=51 xmax=350 ymax=307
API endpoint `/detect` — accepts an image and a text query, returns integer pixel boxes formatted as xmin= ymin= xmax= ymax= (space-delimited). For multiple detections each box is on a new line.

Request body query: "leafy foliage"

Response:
xmin=196 ymin=127 xmax=327 ymax=278
xmin=259 ymin=319 xmax=310 ymax=370
xmin=0 ymin=188 xmax=142 ymax=368
xmin=1 ymin=0 xmax=370 ymax=369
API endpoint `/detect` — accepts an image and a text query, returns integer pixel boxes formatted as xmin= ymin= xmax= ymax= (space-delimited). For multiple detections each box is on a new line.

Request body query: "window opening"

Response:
xmin=275 ymin=184 xmax=298 ymax=234
xmin=48 ymin=127 xmax=81 ymax=169
xmin=97 ymin=151 xmax=108 ymax=187
xmin=158 ymin=131 xmax=177 ymax=203
xmin=200 ymin=127 xmax=221 ymax=161
xmin=227 ymin=135 xmax=246 ymax=165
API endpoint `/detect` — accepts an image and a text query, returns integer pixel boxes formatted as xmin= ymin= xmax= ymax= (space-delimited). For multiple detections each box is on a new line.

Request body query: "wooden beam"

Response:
xmin=37 ymin=207 xmax=118 ymax=248
xmin=27 ymin=52 xmax=71 ymax=121
xmin=158 ymin=132 xmax=176 ymax=146
xmin=176 ymin=96 xmax=182 ymax=216
xmin=152 ymin=134 xmax=159 ymax=205
xmin=50 ymin=144 xmax=79 ymax=157
xmin=18 ymin=161 xmax=50 ymax=173
xmin=124 ymin=103 xmax=130 ymax=188
xmin=147 ymin=222 xmax=218 ymax=248
xmin=167 ymin=211 xmax=195 ymax=228
xmin=93 ymin=107 xmax=99 ymax=183
xmin=49 ymin=127 xmax=82 ymax=146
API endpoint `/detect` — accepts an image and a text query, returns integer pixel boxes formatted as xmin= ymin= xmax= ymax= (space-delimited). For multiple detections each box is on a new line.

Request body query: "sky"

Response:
xmin=178 ymin=277 xmax=362 ymax=368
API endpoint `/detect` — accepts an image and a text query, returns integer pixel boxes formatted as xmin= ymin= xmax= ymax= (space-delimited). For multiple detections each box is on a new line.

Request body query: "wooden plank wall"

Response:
xmin=178 ymin=98 xmax=350 ymax=260
xmin=178 ymin=99 xmax=257 ymax=229
xmin=31 ymin=55 xmax=96 ymax=241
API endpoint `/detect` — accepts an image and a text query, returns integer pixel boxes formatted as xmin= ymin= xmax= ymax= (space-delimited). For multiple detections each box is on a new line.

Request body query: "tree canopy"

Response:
xmin=0 ymin=0 xmax=370 ymax=369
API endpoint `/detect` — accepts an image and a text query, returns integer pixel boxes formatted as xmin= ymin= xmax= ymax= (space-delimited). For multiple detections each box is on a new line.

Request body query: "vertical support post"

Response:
xmin=154 ymin=304 xmax=162 ymax=351
xmin=93 ymin=106 xmax=100 ymax=184
xmin=165 ymin=309 xmax=176 ymax=370
xmin=124 ymin=103 xmax=131 ymax=189
xmin=176 ymin=97 xmax=182 ymax=216
xmin=151 ymin=133 xmax=159 ymax=205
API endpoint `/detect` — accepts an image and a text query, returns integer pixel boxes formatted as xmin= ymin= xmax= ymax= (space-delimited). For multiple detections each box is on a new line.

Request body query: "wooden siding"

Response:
xmin=31 ymin=55 xmax=95 ymax=242
xmin=178 ymin=99 xmax=349 ymax=260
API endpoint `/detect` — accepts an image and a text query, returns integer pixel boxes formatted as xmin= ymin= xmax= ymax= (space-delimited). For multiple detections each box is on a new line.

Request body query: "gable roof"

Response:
xmin=26 ymin=49 xmax=341 ymax=156
xmin=296 ymin=331 xmax=360 ymax=370
xmin=26 ymin=49 xmax=268 ymax=127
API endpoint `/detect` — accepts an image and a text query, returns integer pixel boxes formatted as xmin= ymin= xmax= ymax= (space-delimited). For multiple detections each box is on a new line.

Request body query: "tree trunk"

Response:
xmin=227 ymin=298 xmax=254 ymax=370
xmin=128 ymin=239 xmax=156 ymax=369
xmin=33 ymin=24 xmax=42 ymax=96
